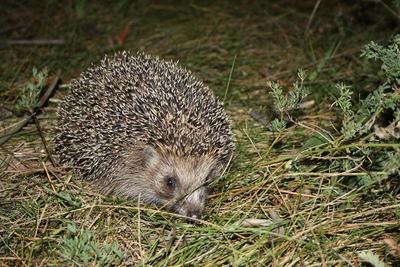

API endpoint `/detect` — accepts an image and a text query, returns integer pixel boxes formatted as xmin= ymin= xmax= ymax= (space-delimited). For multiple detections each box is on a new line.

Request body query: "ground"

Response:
xmin=1 ymin=1 xmax=399 ymax=266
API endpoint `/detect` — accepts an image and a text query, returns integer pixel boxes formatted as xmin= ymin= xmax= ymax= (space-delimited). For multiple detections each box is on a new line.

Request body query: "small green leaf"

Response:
xmin=67 ymin=223 xmax=77 ymax=234
xmin=301 ymin=132 xmax=330 ymax=151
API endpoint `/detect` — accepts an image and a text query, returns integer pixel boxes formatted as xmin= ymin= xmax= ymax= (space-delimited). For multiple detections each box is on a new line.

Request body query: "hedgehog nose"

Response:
xmin=186 ymin=209 xmax=201 ymax=220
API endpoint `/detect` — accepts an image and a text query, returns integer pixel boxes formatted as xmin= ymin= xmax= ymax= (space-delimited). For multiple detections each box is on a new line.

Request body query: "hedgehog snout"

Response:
xmin=178 ymin=203 xmax=204 ymax=221
xmin=174 ymin=186 xmax=207 ymax=220
xmin=185 ymin=209 xmax=202 ymax=220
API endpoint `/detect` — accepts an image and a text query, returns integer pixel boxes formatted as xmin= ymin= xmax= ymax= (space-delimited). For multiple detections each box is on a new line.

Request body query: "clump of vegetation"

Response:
xmin=333 ymin=35 xmax=400 ymax=179
xmin=333 ymin=34 xmax=400 ymax=141
xmin=268 ymin=36 xmax=400 ymax=187
xmin=268 ymin=69 xmax=310 ymax=131
xmin=15 ymin=68 xmax=48 ymax=114
xmin=59 ymin=223 xmax=124 ymax=266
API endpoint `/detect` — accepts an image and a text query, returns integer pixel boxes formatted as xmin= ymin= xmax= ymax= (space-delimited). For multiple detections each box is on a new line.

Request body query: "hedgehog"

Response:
xmin=54 ymin=51 xmax=235 ymax=219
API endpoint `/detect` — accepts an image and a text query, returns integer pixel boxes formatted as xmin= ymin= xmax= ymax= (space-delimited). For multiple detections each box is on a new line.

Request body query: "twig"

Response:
xmin=42 ymin=162 xmax=56 ymax=192
xmin=37 ymin=70 xmax=61 ymax=109
xmin=5 ymin=39 xmax=65 ymax=46
xmin=34 ymin=203 xmax=48 ymax=238
xmin=375 ymin=0 xmax=400 ymax=22
xmin=305 ymin=0 xmax=322 ymax=36
xmin=0 ymin=70 xmax=60 ymax=146
xmin=34 ymin=116 xmax=56 ymax=167
xmin=223 ymin=53 xmax=237 ymax=103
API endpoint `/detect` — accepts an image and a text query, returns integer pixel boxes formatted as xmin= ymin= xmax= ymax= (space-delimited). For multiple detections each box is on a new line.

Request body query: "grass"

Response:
xmin=1 ymin=0 xmax=400 ymax=266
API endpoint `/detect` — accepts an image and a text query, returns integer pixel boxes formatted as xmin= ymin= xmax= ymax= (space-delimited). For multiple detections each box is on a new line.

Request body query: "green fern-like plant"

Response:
xmin=334 ymin=35 xmax=400 ymax=140
xmin=59 ymin=223 xmax=124 ymax=266
xmin=268 ymin=69 xmax=310 ymax=131
xmin=15 ymin=67 xmax=48 ymax=113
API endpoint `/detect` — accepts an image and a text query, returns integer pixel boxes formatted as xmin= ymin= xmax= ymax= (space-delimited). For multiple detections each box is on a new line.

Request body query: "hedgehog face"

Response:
xmin=144 ymin=146 xmax=222 ymax=219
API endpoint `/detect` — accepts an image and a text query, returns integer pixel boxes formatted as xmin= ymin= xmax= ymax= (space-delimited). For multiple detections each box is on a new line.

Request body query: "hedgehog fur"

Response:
xmin=54 ymin=51 xmax=235 ymax=219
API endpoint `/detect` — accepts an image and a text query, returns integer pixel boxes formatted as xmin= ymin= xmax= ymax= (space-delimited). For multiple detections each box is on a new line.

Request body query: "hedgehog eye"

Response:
xmin=164 ymin=176 xmax=176 ymax=190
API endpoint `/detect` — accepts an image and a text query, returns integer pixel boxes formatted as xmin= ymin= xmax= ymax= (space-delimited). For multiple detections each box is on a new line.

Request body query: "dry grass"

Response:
xmin=1 ymin=1 xmax=399 ymax=266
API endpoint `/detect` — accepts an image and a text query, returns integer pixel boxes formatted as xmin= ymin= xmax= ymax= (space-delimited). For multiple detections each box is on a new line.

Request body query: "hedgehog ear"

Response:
xmin=142 ymin=145 xmax=160 ymax=166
